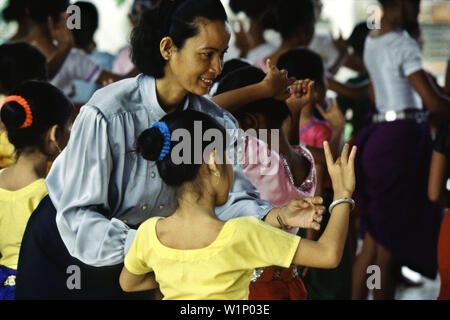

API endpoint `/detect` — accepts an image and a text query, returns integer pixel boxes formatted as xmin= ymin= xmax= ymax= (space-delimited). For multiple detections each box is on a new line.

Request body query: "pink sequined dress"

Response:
xmin=242 ymin=135 xmax=317 ymax=300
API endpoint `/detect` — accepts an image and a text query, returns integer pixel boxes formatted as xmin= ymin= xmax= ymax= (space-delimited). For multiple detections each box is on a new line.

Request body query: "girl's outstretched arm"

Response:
xmin=119 ymin=266 xmax=159 ymax=293
xmin=211 ymin=59 xmax=295 ymax=112
xmin=408 ymin=70 xmax=450 ymax=117
xmin=428 ymin=150 xmax=448 ymax=207
xmin=292 ymin=142 xmax=356 ymax=269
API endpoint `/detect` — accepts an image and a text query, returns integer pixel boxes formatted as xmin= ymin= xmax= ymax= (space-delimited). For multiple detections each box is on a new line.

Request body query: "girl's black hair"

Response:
xmin=275 ymin=0 xmax=316 ymax=40
xmin=137 ymin=110 xmax=227 ymax=187
xmin=1 ymin=81 xmax=73 ymax=153
xmin=3 ymin=0 xmax=28 ymax=22
xmin=27 ymin=0 xmax=69 ymax=24
xmin=277 ymin=48 xmax=325 ymax=86
xmin=378 ymin=0 xmax=398 ymax=8
xmin=214 ymin=66 xmax=290 ymax=130
xmin=131 ymin=0 xmax=228 ymax=78
xmin=213 ymin=58 xmax=252 ymax=85
xmin=0 ymin=42 xmax=48 ymax=93
xmin=71 ymin=1 xmax=99 ymax=49
xmin=229 ymin=0 xmax=275 ymax=20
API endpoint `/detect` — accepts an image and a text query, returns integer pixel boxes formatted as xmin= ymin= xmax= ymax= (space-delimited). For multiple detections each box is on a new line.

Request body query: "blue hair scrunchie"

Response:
xmin=150 ymin=121 xmax=171 ymax=161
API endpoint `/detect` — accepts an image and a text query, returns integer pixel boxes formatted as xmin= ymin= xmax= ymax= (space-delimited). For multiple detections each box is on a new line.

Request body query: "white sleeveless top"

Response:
xmin=364 ymin=30 xmax=423 ymax=113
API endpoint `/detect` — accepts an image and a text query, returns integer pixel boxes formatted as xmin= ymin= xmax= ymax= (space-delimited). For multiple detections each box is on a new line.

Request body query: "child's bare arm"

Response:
xmin=211 ymin=59 xmax=295 ymax=112
xmin=428 ymin=150 xmax=448 ymax=207
xmin=327 ymin=78 xmax=370 ymax=101
xmin=408 ymin=70 xmax=450 ymax=117
xmin=119 ymin=266 xmax=159 ymax=293
xmin=292 ymin=142 xmax=356 ymax=269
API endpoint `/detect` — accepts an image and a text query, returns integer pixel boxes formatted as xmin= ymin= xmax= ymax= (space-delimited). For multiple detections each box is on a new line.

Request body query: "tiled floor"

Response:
xmin=356 ymin=239 xmax=442 ymax=300
xmin=395 ymin=268 xmax=441 ymax=300
xmin=366 ymin=267 xmax=441 ymax=300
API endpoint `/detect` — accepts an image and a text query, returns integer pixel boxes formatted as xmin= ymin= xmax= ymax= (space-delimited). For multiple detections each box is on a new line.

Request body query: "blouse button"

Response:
xmin=151 ymin=172 xmax=156 ymax=179
xmin=159 ymin=205 xmax=164 ymax=210
xmin=141 ymin=205 xmax=148 ymax=211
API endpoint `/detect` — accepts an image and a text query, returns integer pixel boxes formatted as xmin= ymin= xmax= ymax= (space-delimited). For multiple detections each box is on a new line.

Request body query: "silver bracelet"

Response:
xmin=329 ymin=198 xmax=355 ymax=213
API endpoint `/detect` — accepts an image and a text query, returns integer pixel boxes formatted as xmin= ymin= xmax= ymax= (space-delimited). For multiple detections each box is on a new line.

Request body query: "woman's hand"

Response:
xmin=278 ymin=197 xmax=325 ymax=231
xmin=314 ymin=98 xmax=345 ymax=131
xmin=286 ymin=79 xmax=315 ymax=114
xmin=261 ymin=59 xmax=296 ymax=101
xmin=324 ymin=142 xmax=356 ymax=199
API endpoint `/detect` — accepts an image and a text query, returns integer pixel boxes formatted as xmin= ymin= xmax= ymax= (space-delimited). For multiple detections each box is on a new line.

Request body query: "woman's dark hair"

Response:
xmin=2 ymin=0 xmax=28 ymax=22
xmin=277 ymin=49 xmax=325 ymax=86
xmin=229 ymin=0 xmax=275 ymax=20
xmin=0 ymin=42 xmax=48 ymax=93
xmin=214 ymin=66 xmax=290 ymax=130
xmin=137 ymin=110 xmax=227 ymax=187
xmin=347 ymin=22 xmax=371 ymax=57
xmin=27 ymin=0 xmax=69 ymax=24
xmin=1 ymin=81 xmax=73 ymax=153
xmin=275 ymin=0 xmax=316 ymax=40
xmin=71 ymin=1 xmax=99 ymax=49
xmin=131 ymin=0 xmax=228 ymax=78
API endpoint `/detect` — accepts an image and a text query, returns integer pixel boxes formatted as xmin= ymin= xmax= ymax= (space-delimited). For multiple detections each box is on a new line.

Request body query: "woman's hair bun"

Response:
xmin=136 ymin=127 xmax=165 ymax=162
xmin=0 ymin=100 xmax=28 ymax=129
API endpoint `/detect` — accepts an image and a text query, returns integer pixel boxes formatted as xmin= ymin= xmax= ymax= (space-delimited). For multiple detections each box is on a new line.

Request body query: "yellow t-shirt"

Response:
xmin=0 ymin=130 xmax=16 ymax=168
xmin=124 ymin=216 xmax=301 ymax=300
xmin=0 ymin=172 xmax=48 ymax=269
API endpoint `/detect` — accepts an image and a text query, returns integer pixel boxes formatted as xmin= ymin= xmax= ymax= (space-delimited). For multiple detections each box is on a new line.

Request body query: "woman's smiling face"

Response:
xmin=165 ymin=18 xmax=231 ymax=96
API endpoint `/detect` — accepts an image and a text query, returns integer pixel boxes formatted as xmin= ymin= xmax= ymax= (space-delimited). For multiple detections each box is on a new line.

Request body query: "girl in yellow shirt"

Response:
xmin=0 ymin=81 xmax=72 ymax=300
xmin=120 ymin=109 xmax=357 ymax=300
xmin=0 ymin=42 xmax=50 ymax=169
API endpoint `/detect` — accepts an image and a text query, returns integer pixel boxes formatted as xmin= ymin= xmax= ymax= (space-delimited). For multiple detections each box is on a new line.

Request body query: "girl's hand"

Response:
xmin=233 ymin=20 xmax=251 ymax=57
xmin=332 ymin=31 xmax=348 ymax=56
xmin=324 ymin=142 xmax=357 ymax=199
xmin=278 ymin=197 xmax=325 ymax=231
xmin=261 ymin=59 xmax=296 ymax=101
xmin=314 ymin=98 xmax=345 ymax=131
xmin=286 ymin=79 xmax=315 ymax=114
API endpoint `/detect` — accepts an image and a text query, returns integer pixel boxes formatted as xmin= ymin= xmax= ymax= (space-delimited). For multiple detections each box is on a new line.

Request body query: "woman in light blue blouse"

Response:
xmin=15 ymin=0 xmax=319 ymax=299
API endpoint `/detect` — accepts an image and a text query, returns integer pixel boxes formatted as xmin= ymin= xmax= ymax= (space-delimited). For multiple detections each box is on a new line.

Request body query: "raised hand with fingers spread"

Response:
xmin=323 ymin=141 xmax=356 ymax=201
xmin=289 ymin=142 xmax=357 ymax=269
xmin=261 ymin=59 xmax=296 ymax=101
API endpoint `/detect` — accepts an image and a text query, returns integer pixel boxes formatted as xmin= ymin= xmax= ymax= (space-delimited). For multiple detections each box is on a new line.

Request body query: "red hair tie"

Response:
xmin=2 ymin=95 xmax=33 ymax=128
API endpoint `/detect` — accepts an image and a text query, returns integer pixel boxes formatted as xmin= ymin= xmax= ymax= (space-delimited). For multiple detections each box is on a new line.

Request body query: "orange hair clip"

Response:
xmin=2 ymin=95 xmax=33 ymax=128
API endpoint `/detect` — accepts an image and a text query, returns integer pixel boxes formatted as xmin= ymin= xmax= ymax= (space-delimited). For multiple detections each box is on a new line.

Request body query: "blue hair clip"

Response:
xmin=150 ymin=121 xmax=171 ymax=161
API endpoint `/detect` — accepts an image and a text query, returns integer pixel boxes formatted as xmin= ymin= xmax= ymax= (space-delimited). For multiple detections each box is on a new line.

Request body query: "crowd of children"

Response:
xmin=0 ymin=0 xmax=449 ymax=301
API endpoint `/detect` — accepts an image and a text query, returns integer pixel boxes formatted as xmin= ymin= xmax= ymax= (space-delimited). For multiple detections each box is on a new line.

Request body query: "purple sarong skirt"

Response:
xmin=353 ymin=119 xmax=443 ymax=279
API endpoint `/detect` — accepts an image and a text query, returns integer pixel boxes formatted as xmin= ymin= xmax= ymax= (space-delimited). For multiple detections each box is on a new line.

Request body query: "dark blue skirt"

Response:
xmin=0 ymin=265 xmax=16 ymax=300
xmin=353 ymin=119 xmax=444 ymax=279
xmin=15 ymin=195 xmax=153 ymax=300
